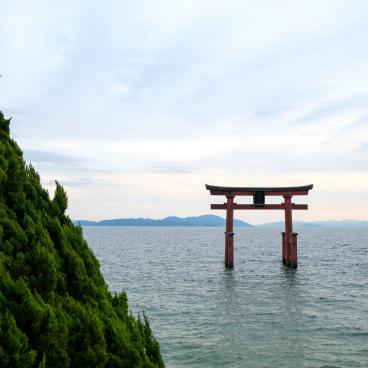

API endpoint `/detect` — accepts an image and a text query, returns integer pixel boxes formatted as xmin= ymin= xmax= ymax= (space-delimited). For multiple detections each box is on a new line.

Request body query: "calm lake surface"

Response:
xmin=83 ymin=227 xmax=368 ymax=368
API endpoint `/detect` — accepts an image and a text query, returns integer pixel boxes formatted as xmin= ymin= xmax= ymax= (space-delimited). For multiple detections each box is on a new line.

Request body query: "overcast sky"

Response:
xmin=1 ymin=0 xmax=368 ymax=223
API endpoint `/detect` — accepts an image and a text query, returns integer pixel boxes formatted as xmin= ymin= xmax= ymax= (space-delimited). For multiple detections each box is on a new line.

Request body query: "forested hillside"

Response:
xmin=0 ymin=112 xmax=164 ymax=367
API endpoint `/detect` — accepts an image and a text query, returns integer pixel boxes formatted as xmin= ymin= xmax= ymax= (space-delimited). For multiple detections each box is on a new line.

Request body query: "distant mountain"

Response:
xmin=257 ymin=220 xmax=368 ymax=228
xmin=255 ymin=221 xmax=285 ymax=229
xmin=74 ymin=215 xmax=251 ymax=227
xmin=255 ymin=221 xmax=320 ymax=229
xmin=74 ymin=216 xmax=368 ymax=228
xmin=298 ymin=222 xmax=322 ymax=228
xmin=312 ymin=220 xmax=368 ymax=228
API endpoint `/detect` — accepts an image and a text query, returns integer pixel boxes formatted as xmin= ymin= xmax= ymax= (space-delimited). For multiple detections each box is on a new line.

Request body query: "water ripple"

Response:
xmin=84 ymin=227 xmax=368 ymax=368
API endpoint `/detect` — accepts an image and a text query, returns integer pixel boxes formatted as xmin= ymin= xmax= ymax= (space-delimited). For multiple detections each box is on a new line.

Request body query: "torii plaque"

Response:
xmin=206 ymin=184 xmax=313 ymax=268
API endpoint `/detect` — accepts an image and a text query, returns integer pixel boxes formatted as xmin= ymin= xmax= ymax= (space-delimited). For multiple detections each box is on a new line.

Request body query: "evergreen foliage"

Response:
xmin=0 ymin=112 xmax=164 ymax=367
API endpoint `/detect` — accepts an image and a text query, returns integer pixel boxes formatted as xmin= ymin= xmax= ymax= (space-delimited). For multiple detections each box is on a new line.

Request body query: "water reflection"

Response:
xmin=281 ymin=265 xmax=298 ymax=289
xmin=222 ymin=267 xmax=236 ymax=290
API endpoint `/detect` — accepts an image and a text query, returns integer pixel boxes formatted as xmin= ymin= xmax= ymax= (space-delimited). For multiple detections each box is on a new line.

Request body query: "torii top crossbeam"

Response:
xmin=206 ymin=184 xmax=313 ymax=195
xmin=205 ymin=184 xmax=313 ymax=268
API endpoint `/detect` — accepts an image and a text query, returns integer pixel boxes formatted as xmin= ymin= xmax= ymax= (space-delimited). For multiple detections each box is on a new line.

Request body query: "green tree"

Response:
xmin=0 ymin=112 xmax=164 ymax=367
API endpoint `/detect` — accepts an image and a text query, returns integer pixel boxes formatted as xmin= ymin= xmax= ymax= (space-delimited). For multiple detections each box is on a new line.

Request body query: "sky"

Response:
xmin=1 ymin=0 xmax=368 ymax=224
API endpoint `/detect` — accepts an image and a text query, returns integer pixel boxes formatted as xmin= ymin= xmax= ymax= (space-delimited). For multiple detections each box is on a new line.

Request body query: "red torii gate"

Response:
xmin=206 ymin=184 xmax=313 ymax=269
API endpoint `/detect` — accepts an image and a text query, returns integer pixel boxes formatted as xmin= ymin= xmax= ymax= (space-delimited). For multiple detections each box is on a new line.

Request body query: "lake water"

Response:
xmin=83 ymin=227 xmax=368 ymax=368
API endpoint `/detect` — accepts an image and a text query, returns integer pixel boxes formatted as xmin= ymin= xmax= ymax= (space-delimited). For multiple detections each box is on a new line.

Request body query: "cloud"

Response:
xmin=43 ymin=178 xmax=114 ymax=188
xmin=294 ymin=95 xmax=368 ymax=125
xmin=1 ymin=0 xmax=368 ymax=220
xmin=23 ymin=150 xmax=82 ymax=165
xmin=149 ymin=162 xmax=194 ymax=174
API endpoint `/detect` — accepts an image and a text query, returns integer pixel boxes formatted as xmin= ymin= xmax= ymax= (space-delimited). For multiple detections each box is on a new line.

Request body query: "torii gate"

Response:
xmin=206 ymin=184 xmax=313 ymax=269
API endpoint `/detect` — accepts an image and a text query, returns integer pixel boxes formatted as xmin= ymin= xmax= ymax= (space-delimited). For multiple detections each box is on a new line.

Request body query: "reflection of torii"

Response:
xmin=206 ymin=184 xmax=313 ymax=269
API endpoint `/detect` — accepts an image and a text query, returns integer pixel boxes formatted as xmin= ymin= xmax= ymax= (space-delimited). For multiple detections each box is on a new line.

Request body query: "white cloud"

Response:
xmin=1 ymin=0 xmax=368 ymax=221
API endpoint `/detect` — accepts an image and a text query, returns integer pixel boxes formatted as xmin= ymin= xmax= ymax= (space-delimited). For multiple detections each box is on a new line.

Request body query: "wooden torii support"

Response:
xmin=205 ymin=184 xmax=313 ymax=269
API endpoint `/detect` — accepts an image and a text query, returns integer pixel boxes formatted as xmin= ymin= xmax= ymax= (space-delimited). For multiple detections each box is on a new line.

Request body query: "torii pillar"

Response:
xmin=225 ymin=194 xmax=235 ymax=267
xmin=206 ymin=184 xmax=313 ymax=269
xmin=282 ymin=194 xmax=298 ymax=268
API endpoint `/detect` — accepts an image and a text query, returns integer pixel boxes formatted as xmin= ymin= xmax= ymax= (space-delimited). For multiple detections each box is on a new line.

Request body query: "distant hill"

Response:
xmin=255 ymin=221 xmax=319 ymax=229
xmin=312 ymin=220 xmax=368 ymax=228
xmin=74 ymin=216 xmax=368 ymax=228
xmin=74 ymin=215 xmax=251 ymax=227
xmin=256 ymin=220 xmax=368 ymax=228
